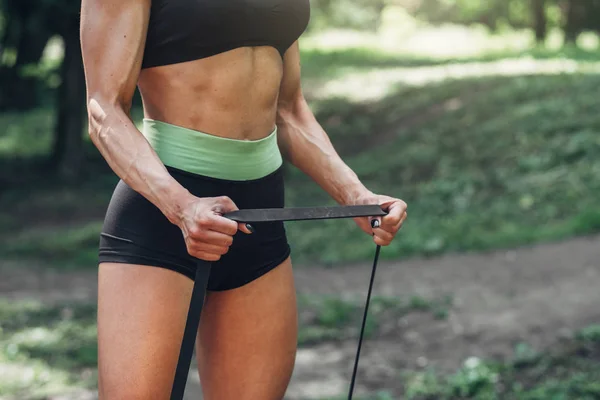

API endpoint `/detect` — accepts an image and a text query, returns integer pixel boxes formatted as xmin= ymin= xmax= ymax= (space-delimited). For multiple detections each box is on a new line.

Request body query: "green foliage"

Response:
xmin=0 ymin=108 xmax=55 ymax=158
xmin=286 ymin=55 xmax=600 ymax=264
xmin=1 ymin=222 xmax=104 ymax=266
xmin=576 ymin=324 xmax=600 ymax=343
xmin=0 ymin=300 xmax=97 ymax=397
xmin=414 ymin=0 xmax=532 ymax=30
xmin=513 ymin=342 xmax=540 ymax=367
xmin=447 ymin=358 xmax=499 ymax=398
xmin=404 ymin=334 xmax=600 ymax=399
xmin=315 ymin=298 xmax=357 ymax=328
xmin=297 ymin=294 xmax=452 ymax=345
xmin=320 ymin=391 xmax=395 ymax=400
xmin=308 ymin=0 xmax=385 ymax=32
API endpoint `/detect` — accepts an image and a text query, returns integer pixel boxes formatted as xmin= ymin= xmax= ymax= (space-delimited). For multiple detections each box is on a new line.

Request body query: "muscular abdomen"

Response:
xmin=138 ymin=46 xmax=284 ymax=140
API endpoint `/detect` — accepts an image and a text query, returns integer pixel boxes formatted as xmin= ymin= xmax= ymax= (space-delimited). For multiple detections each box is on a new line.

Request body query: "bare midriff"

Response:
xmin=138 ymin=46 xmax=284 ymax=141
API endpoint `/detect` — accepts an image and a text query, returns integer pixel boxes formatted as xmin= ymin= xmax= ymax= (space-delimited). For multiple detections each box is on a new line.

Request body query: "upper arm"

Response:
xmin=277 ymin=41 xmax=305 ymax=112
xmin=80 ymin=0 xmax=150 ymax=112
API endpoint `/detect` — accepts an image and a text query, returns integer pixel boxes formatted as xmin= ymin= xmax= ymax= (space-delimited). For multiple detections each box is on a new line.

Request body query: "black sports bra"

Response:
xmin=142 ymin=0 xmax=311 ymax=69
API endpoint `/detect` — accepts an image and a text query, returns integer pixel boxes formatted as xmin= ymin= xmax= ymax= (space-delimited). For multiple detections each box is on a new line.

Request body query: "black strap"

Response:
xmin=348 ymin=244 xmax=381 ymax=400
xmin=225 ymin=205 xmax=386 ymax=223
xmin=170 ymin=206 xmax=385 ymax=399
xmin=170 ymin=262 xmax=210 ymax=400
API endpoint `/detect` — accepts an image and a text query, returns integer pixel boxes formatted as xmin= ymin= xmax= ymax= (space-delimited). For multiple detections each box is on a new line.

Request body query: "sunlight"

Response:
xmin=306 ymin=58 xmax=600 ymax=102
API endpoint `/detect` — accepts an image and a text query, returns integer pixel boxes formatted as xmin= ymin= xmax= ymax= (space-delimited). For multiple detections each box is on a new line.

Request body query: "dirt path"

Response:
xmin=1 ymin=234 xmax=600 ymax=399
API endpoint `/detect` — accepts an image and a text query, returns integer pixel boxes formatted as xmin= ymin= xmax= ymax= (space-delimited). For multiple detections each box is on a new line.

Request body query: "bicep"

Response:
xmin=80 ymin=0 xmax=150 ymax=111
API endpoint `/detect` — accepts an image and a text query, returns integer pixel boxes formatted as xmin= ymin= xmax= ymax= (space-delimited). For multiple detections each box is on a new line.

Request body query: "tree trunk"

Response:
xmin=564 ymin=0 xmax=582 ymax=44
xmin=532 ymin=0 xmax=547 ymax=43
xmin=0 ymin=9 xmax=50 ymax=110
xmin=51 ymin=31 xmax=86 ymax=180
xmin=11 ymin=27 xmax=52 ymax=110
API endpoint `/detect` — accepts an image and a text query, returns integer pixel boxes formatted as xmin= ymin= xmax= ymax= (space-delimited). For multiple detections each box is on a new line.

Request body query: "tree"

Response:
xmin=51 ymin=18 xmax=86 ymax=180
xmin=0 ymin=0 xmax=86 ymax=178
xmin=532 ymin=0 xmax=548 ymax=43
xmin=0 ymin=0 xmax=52 ymax=110
xmin=563 ymin=0 xmax=584 ymax=43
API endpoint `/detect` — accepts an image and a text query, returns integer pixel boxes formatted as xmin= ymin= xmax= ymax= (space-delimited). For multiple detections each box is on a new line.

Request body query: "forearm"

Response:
xmin=276 ymin=99 xmax=370 ymax=205
xmin=88 ymin=98 xmax=192 ymax=224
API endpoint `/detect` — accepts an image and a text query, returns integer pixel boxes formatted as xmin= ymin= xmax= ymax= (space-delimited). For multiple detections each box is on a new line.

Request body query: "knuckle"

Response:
xmin=217 ymin=196 xmax=233 ymax=206
xmin=187 ymin=246 xmax=200 ymax=258
xmin=217 ymin=220 xmax=237 ymax=236
xmin=188 ymin=226 xmax=202 ymax=238
xmin=227 ymin=225 xmax=238 ymax=236
xmin=196 ymin=216 xmax=212 ymax=229
xmin=218 ymin=196 xmax=237 ymax=211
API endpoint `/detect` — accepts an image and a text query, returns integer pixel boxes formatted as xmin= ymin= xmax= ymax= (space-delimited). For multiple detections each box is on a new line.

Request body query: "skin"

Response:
xmin=81 ymin=0 xmax=407 ymax=398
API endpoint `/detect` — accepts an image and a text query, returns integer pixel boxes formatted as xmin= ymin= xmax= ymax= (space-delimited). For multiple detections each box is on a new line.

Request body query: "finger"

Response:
xmin=391 ymin=211 xmax=407 ymax=233
xmin=189 ymin=250 xmax=221 ymax=262
xmin=190 ymin=242 xmax=229 ymax=256
xmin=372 ymin=228 xmax=394 ymax=244
xmin=189 ymin=230 xmax=233 ymax=247
xmin=373 ymin=233 xmax=392 ymax=247
xmin=207 ymin=215 xmax=239 ymax=236
xmin=238 ymin=222 xmax=254 ymax=235
xmin=381 ymin=201 xmax=405 ymax=227
xmin=385 ymin=211 xmax=407 ymax=234
xmin=214 ymin=196 xmax=239 ymax=213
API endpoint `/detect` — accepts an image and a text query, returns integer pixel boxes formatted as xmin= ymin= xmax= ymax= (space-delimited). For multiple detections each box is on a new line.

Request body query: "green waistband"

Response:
xmin=142 ymin=119 xmax=282 ymax=181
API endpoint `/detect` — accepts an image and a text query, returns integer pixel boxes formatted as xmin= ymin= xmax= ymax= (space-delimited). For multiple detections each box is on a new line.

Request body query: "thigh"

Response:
xmin=196 ymin=257 xmax=298 ymax=400
xmin=97 ymin=262 xmax=193 ymax=400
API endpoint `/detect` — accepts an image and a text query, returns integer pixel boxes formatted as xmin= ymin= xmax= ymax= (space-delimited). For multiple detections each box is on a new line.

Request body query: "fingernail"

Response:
xmin=246 ymin=223 xmax=255 ymax=233
xmin=371 ymin=219 xmax=380 ymax=228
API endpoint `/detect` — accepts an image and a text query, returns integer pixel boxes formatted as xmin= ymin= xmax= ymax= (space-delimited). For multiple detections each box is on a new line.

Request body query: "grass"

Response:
xmin=0 ymin=293 xmax=449 ymax=398
xmin=315 ymin=325 xmax=600 ymax=400
xmin=0 ymin=300 xmax=97 ymax=398
xmin=402 ymin=328 xmax=600 ymax=400
xmin=2 ymin=297 xmax=598 ymax=399
xmin=297 ymin=294 xmax=452 ymax=345
xmin=287 ymin=69 xmax=600 ymax=264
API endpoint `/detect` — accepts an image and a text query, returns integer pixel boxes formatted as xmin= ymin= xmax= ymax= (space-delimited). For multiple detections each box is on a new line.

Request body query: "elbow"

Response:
xmin=277 ymin=92 xmax=308 ymax=125
xmin=86 ymin=96 xmax=117 ymax=145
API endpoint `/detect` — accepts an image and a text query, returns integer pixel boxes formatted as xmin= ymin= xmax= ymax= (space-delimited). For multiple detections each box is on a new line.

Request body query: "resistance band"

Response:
xmin=170 ymin=205 xmax=387 ymax=400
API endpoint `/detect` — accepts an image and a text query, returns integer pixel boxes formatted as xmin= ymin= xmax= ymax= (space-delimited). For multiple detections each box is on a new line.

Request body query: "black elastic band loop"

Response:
xmin=170 ymin=205 xmax=386 ymax=399
xmin=348 ymin=244 xmax=381 ymax=400
xmin=170 ymin=262 xmax=211 ymax=400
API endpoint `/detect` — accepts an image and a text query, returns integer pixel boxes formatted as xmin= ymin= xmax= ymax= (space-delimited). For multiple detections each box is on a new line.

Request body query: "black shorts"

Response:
xmin=98 ymin=166 xmax=291 ymax=291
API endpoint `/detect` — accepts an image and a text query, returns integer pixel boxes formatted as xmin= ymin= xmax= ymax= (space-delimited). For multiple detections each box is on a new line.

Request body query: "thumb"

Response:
xmin=238 ymin=222 xmax=254 ymax=235
xmin=369 ymin=198 xmax=392 ymax=229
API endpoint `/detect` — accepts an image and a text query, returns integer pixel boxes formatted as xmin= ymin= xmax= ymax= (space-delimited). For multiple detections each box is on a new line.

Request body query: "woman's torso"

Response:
xmin=137 ymin=0 xmax=310 ymax=141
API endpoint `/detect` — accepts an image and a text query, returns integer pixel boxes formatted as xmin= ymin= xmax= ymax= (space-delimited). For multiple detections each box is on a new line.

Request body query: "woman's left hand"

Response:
xmin=350 ymin=191 xmax=407 ymax=246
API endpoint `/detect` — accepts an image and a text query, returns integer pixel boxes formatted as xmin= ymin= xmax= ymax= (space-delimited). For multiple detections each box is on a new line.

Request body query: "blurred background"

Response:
xmin=1 ymin=0 xmax=600 ymax=399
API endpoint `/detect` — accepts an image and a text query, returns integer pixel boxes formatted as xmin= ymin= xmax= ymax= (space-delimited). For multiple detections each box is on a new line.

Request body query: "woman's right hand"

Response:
xmin=175 ymin=195 xmax=253 ymax=262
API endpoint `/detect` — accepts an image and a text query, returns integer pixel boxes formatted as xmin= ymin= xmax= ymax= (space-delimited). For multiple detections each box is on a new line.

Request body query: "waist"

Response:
xmin=142 ymin=118 xmax=283 ymax=181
